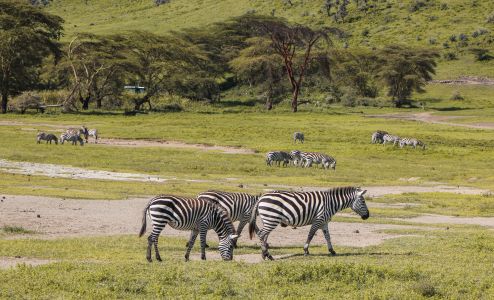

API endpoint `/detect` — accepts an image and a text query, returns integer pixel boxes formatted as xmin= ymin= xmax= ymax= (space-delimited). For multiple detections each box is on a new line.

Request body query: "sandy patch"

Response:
xmin=97 ymin=138 xmax=256 ymax=154
xmin=0 ymin=159 xmax=166 ymax=183
xmin=430 ymin=76 xmax=494 ymax=85
xmin=0 ymin=195 xmax=423 ymax=248
xmin=392 ymin=214 xmax=494 ymax=227
xmin=0 ymin=256 xmax=56 ymax=269
xmin=366 ymin=112 xmax=494 ymax=130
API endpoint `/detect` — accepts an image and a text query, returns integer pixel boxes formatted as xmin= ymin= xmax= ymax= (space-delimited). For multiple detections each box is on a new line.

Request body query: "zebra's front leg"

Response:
xmin=233 ymin=219 xmax=249 ymax=248
xmin=199 ymin=225 xmax=208 ymax=260
xmin=322 ymin=223 xmax=336 ymax=256
xmin=304 ymin=222 xmax=322 ymax=256
xmin=184 ymin=230 xmax=199 ymax=262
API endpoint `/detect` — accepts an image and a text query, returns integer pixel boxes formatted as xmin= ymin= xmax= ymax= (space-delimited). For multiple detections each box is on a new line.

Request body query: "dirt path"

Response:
xmin=0 ymin=256 xmax=56 ymax=269
xmin=430 ymin=76 xmax=494 ymax=85
xmin=366 ymin=112 xmax=494 ymax=130
xmin=0 ymin=195 xmax=427 ymax=249
xmin=97 ymin=138 xmax=256 ymax=154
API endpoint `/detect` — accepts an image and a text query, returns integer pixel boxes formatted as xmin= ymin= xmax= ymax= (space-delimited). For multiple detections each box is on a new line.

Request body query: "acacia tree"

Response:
xmin=62 ymin=34 xmax=129 ymax=110
xmin=124 ymin=32 xmax=213 ymax=111
xmin=229 ymin=37 xmax=285 ymax=110
xmin=378 ymin=45 xmax=438 ymax=107
xmin=0 ymin=1 xmax=63 ymax=113
xmin=246 ymin=16 xmax=337 ymax=112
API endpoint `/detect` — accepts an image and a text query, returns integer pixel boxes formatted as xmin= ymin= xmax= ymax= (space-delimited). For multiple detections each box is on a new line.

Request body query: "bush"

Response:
xmin=8 ymin=92 xmax=43 ymax=113
xmin=428 ymin=37 xmax=437 ymax=45
xmin=409 ymin=0 xmax=428 ymax=12
xmin=449 ymin=35 xmax=457 ymax=42
xmin=450 ymin=91 xmax=464 ymax=100
xmin=443 ymin=52 xmax=457 ymax=60
xmin=470 ymin=48 xmax=493 ymax=61
xmin=341 ymin=87 xmax=358 ymax=107
xmin=487 ymin=13 xmax=494 ymax=24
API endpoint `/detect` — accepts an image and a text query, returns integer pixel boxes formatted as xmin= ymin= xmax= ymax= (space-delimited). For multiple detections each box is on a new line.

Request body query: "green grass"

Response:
xmin=1 ymin=225 xmax=35 ymax=235
xmin=1 ymin=229 xmax=493 ymax=298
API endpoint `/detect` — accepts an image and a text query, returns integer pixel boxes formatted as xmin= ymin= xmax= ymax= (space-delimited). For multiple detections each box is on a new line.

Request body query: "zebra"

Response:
xmin=301 ymin=152 xmax=336 ymax=170
xmin=293 ymin=132 xmax=304 ymax=143
xmin=248 ymin=187 xmax=369 ymax=260
xmin=266 ymin=151 xmax=291 ymax=167
xmin=290 ymin=150 xmax=303 ymax=167
xmin=87 ymin=129 xmax=98 ymax=143
xmin=399 ymin=137 xmax=426 ymax=150
xmin=60 ymin=132 xmax=84 ymax=146
xmin=36 ymin=132 xmax=58 ymax=144
xmin=139 ymin=195 xmax=238 ymax=262
xmin=197 ymin=191 xmax=259 ymax=248
xmin=371 ymin=130 xmax=388 ymax=144
xmin=382 ymin=134 xmax=401 ymax=146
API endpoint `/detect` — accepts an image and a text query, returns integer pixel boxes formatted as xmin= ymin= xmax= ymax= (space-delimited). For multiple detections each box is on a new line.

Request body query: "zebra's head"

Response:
xmin=218 ymin=234 xmax=238 ymax=261
xmin=351 ymin=188 xmax=369 ymax=220
xmin=330 ymin=161 xmax=336 ymax=170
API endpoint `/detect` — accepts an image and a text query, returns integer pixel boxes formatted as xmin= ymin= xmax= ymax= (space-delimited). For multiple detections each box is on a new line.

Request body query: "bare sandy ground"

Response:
xmin=0 ymin=195 xmax=426 ymax=249
xmin=366 ymin=112 xmax=494 ymax=130
xmin=97 ymin=138 xmax=256 ymax=154
xmin=430 ymin=76 xmax=494 ymax=85
xmin=0 ymin=256 xmax=56 ymax=269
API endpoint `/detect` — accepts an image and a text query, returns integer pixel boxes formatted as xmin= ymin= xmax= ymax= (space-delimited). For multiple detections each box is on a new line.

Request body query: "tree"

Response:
xmin=124 ymin=32 xmax=213 ymax=111
xmin=244 ymin=16 xmax=338 ymax=112
xmin=230 ymin=37 xmax=285 ymax=110
xmin=0 ymin=1 xmax=63 ymax=113
xmin=378 ymin=45 xmax=438 ymax=107
xmin=61 ymin=34 xmax=129 ymax=110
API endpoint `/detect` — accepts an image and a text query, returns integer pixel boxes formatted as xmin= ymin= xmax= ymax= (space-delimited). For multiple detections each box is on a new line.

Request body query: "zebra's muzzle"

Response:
xmin=361 ymin=213 xmax=370 ymax=220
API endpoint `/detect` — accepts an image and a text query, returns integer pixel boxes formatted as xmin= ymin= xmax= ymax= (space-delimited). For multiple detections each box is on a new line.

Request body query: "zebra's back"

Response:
xmin=148 ymin=195 xmax=208 ymax=231
xmin=198 ymin=191 xmax=258 ymax=222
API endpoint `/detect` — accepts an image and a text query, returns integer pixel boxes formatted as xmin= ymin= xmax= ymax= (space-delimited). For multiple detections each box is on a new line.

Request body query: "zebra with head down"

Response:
xmin=36 ymin=132 xmax=58 ymax=144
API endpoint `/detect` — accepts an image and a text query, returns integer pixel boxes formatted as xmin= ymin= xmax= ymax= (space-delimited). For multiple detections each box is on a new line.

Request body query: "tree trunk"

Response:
xmin=80 ymin=94 xmax=90 ymax=110
xmin=1 ymin=92 xmax=7 ymax=114
xmin=96 ymin=98 xmax=102 ymax=109
xmin=291 ymin=85 xmax=299 ymax=113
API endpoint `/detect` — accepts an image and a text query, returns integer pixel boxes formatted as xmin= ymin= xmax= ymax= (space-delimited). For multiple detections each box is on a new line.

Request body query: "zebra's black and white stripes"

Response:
xmin=139 ymin=195 xmax=238 ymax=262
xmin=293 ymin=132 xmax=304 ymax=144
xmin=60 ymin=132 xmax=84 ymax=146
xmin=248 ymin=187 xmax=369 ymax=260
xmin=301 ymin=152 xmax=337 ymax=169
xmin=198 ymin=191 xmax=259 ymax=247
xmin=36 ymin=132 xmax=58 ymax=144
xmin=371 ymin=130 xmax=388 ymax=144
xmin=382 ymin=134 xmax=401 ymax=146
xmin=266 ymin=151 xmax=291 ymax=167
xmin=399 ymin=137 xmax=426 ymax=149
xmin=87 ymin=129 xmax=98 ymax=143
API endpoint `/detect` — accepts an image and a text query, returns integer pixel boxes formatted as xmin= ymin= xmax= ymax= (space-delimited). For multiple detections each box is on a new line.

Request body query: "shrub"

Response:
xmin=450 ymin=91 xmax=464 ymax=100
xmin=443 ymin=52 xmax=457 ymax=60
xmin=428 ymin=37 xmax=437 ymax=45
xmin=361 ymin=28 xmax=370 ymax=37
xmin=440 ymin=3 xmax=448 ymax=10
xmin=8 ymin=92 xmax=43 ymax=113
xmin=487 ymin=13 xmax=494 ymax=24
xmin=449 ymin=35 xmax=457 ymax=42
xmin=470 ymin=48 xmax=493 ymax=61
xmin=472 ymin=28 xmax=488 ymax=38
xmin=409 ymin=0 xmax=428 ymax=12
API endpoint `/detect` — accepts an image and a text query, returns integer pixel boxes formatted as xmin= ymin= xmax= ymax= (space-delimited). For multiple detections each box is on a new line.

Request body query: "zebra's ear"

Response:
xmin=358 ymin=190 xmax=367 ymax=196
xmin=229 ymin=234 xmax=239 ymax=240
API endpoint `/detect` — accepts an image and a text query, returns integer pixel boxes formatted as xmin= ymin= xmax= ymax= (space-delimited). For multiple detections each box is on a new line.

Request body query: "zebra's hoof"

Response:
xmin=156 ymin=256 xmax=162 ymax=262
xmin=304 ymin=251 xmax=309 ymax=256
xmin=201 ymin=255 xmax=206 ymax=260
xmin=146 ymin=257 xmax=152 ymax=263
xmin=205 ymin=244 xmax=210 ymax=248
xmin=184 ymin=256 xmax=189 ymax=262
xmin=267 ymin=255 xmax=274 ymax=261
xmin=329 ymin=250 xmax=336 ymax=256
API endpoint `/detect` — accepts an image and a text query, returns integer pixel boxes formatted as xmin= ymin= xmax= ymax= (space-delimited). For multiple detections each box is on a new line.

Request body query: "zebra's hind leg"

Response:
xmin=233 ymin=219 xmax=249 ymax=248
xmin=322 ymin=223 xmax=336 ymax=256
xmin=199 ymin=224 xmax=208 ymax=260
xmin=257 ymin=224 xmax=277 ymax=260
xmin=304 ymin=222 xmax=322 ymax=256
xmin=185 ymin=230 xmax=199 ymax=262
xmin=147 ymin=223 xmax=166 ymax=262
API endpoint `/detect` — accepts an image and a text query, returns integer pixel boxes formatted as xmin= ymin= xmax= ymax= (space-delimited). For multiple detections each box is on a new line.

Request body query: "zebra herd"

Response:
xmin=371 ymin=130 xmax=426 ymax=150
xmin=139 ymin=187 xmax=369 ymax=261
xmin=36 ymin=126 xmax=98 ymax=146
xmin=266 ymin=150 xmax=337 ymax=170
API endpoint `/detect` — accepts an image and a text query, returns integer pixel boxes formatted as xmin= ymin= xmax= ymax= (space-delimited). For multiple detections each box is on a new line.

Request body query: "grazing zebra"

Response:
xmin=293 ymin=132 xmax=305 ymax=143
xmin=86 ymin=129 xmax=98 ymax=143
xmin=60 ymin=132 xmax=84 ymax=146
xmin=290 ymin=150 xmax=303 ymax=167
xmin=266 ymin=151 xmax=291 ymax=167
xmin=301 ymin=152 xmax=336 ymax=170
xmin=248 ymin=187 xmax=369 ymax=260
xmin=139 ymin=195 xmax=238 ymax=262
xmin=399 ymin=137 xmax=426 ymax=150
xmin=382 ymin=134 xmax=401 ymax=146
xmin=371 ymin=130 xmax=388 ymax=144
xmin=36 ymin=132 xmax=58 ymax=144
xmin=198 ymin=191 xmax=259 ymax=247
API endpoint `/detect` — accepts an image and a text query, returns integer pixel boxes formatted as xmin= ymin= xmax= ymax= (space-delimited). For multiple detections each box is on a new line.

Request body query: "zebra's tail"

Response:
xmin=138 ymin=202 xmax=151 ymax=238
xmin=248 ymin=200 xmax=260 ymax=239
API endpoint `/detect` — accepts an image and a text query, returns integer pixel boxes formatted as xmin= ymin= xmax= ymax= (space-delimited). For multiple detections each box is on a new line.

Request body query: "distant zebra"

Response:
xmin=301 ymin=152 xmax=336 ymax=170
xmin=266 ymin=151 xmax=291 ymax=167
xmin=290 ymin=150 xmax=303 ymax=167
xmin=371 ymin=130 xmax=388 ymax=144
xmin=198 ymin=191 xmax=259 ymax=247
xmin=382 ymin=134 xmax=400 ymax=146
xmin=293 ymin=132 xmax=304 ymax=143
xmin=399 ymin=137 xmax=426 ymax=150
xmin=36 ymin=132 xmax=58 ymax=144
xmin=139 ymin=195 xmax=238 ymax=262
xmin=87 ymin=129 xmax=98 ymax=143
xmin=60 ymin=132 xmax=84 ymax=146
xmin=248 ymin=187 xmax=369 ymax=260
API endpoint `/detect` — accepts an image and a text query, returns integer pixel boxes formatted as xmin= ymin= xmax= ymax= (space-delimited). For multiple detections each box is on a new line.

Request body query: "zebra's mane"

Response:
xmin=209 ymin=202 xmax=236 ymax=235
xmin=325 ymin=186 xmax=359 ymax=199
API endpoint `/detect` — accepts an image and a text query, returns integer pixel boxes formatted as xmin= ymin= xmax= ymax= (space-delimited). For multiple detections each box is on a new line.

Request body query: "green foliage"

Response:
xmin=1 ymin=225 xmax=34 ymax=234
xmin=0 ymin=0 xmax=63 ymax=113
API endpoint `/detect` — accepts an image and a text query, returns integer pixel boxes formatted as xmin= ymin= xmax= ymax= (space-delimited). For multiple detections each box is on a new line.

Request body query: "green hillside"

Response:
xmin=44 ymin=0 xmax=494 ymax=79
